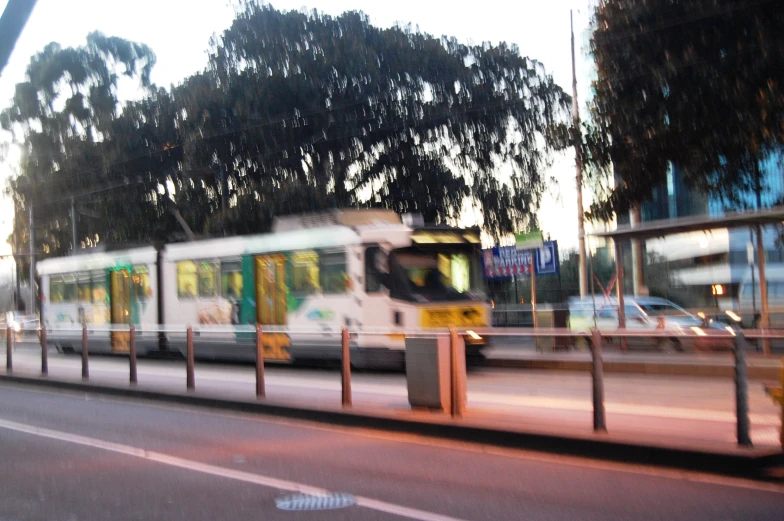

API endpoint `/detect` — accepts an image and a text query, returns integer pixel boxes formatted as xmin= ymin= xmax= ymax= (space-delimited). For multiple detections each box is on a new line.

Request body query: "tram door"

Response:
xmin=110 ymin=269 xmax=131 ymax=353
xmin=255 ymin=255 xmax=291 ymax=361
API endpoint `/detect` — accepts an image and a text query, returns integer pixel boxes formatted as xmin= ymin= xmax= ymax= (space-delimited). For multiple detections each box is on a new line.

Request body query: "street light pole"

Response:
xmin=71 ymin=197 xmax=77 ymax=250
xmin=572 ymin=10 xmax=587 ymax=298
xmin=28 ymin=204 xmax=34 ymax=314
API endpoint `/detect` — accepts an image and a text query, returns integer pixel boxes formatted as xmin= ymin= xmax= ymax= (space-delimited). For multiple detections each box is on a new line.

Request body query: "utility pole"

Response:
xmin=71 ymin=197 xmax=77 ymax=250
xmin=630 ymin=205 xmax=647 ymax=296
xmin=28 ymin=203 xmax=34 ymax=314
xmin=572 ymin=10 xmax=587 ymax=298
xmin=13 ymin=222 xmax=21 ymax=310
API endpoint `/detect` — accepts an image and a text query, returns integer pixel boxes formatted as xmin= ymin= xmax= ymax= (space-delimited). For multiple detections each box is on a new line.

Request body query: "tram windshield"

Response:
xmin=370 ymin=248 xmax=484 ymax=302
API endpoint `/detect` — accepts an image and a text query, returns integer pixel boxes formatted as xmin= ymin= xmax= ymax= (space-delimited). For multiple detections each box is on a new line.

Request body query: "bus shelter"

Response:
xmin=590 ymin=206 xmax=784 ymax=355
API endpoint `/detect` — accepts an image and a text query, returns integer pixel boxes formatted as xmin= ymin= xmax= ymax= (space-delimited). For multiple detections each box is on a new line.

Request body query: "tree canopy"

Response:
xmin=3 ymin=2 xmax=569 ymax=259
xmin=585 ymin=0 xmax=784 ymax=219
xmin=1 ymin=30 xmax=157 ymax=258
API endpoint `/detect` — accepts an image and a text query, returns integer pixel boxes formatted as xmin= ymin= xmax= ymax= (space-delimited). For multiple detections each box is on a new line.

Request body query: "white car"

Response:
xmin=568 ymin=298 xmax=687 ymax=351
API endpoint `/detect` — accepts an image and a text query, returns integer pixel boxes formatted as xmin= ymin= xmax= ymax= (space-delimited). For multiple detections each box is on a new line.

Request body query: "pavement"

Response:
xmin=1 ymin=343 xmax=783 ymax=481
xmin=484 ymin=345 xmax=784 ymax=379
xmin=2 ymin=384 xmax=783 ymax=521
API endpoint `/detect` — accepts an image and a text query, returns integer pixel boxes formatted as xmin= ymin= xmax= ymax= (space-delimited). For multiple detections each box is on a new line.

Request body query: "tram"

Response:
xmin=37 ymin=210 xmax=490 ymax=368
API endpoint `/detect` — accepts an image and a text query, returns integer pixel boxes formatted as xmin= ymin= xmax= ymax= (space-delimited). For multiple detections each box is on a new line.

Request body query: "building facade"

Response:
xmin=635 ymin=155 xmax=784 ymax=310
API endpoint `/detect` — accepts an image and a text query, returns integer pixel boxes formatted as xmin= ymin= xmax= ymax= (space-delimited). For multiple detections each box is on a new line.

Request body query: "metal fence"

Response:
xmin=1 ymin=323 xmax=782 ymax=450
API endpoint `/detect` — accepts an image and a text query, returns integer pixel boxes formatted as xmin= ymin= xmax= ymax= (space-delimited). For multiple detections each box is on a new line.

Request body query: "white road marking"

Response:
xmin=0 ymin=417 xmax=467 ymax=521
xmin=2 ymin=383 xmax=783 ymax=495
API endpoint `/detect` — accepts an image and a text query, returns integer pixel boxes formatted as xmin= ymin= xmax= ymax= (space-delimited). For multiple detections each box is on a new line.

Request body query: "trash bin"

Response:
xmin=535 ymin=304 xmax=571 ymax=351
xmin=405 ymin=335 xmax=466 ymax=412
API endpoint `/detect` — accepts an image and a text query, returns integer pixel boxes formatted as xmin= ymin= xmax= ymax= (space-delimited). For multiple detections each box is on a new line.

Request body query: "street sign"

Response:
xmin=515 ymin=230 xmax=544 ymax=251
xmin=482 ymin=241 xmax=559 ymax=280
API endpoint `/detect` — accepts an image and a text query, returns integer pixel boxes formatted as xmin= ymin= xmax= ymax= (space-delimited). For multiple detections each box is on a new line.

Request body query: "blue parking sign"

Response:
xmin=482 ymin=240 xmax=559 ymax=280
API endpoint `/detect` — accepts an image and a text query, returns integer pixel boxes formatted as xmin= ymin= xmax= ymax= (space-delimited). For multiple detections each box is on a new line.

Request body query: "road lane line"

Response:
xmin=2 ymin=383 xmax=783 ymax=495
xmin=0 ymin=417 xmax=467 ymax=521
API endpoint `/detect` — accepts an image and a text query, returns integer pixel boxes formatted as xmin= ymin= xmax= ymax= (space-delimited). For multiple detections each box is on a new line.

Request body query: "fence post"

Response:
xmin=81 ymin=324 xmax=89 ymax=380
xmin=341 ymin=327 xmax=352 ymax=407
xmin=449 ymin=326 xmax=466 ymax=418
xmin=591 ymin=329 xmax=607 ymax=433
xmin=6 ymin=326 xmax=13 ymax=372
xmin=762 ymin=357 xmax=784 ymax=451
xmin=129 ymin=325 xmax=137 ymax=385
xmin=734 ymin=329 xmax=753 ymax=447
xmin=40 ymin=325 xmax=48 ymax=375
xmin=186 ymin=326 xmax=195 ymax=391
xmin=256 ymin=324 xmax=265 ymax=398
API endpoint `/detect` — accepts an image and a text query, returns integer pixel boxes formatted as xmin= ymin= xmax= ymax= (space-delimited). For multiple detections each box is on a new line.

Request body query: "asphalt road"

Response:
xmin=1 ymin=383 xmax=783 ymax=521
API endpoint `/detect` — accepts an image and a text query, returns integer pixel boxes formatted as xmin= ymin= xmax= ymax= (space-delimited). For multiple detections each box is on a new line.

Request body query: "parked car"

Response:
xmin=567 ymin=297 xmax=733 ymax=351
xmin=631 ymin=296 xmax=735 ymax=350
xmin=630 ymin=296 xmax=703 ymax=327
xmin=567 ymin=298 xmax=685 ymax=351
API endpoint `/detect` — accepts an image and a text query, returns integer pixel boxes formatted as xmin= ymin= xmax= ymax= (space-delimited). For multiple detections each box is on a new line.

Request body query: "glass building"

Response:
xmin=636 ymin=154 xmax=784 ymax=310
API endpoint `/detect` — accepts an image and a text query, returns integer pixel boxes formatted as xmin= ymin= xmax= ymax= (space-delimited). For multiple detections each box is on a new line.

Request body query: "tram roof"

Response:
xmin=37 ymin=246 xmax=158 ymax=276
xmin=590 ymin=206 xmax=784 ymax=241
xmin=162 ymin=225 xmax=366 ymax=262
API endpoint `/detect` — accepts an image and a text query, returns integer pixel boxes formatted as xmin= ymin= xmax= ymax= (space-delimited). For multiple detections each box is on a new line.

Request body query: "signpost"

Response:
xmin=481 ymin=241 xmax=559 ymax=280
xmin=513 ymin=231 xmax=543 ymax=329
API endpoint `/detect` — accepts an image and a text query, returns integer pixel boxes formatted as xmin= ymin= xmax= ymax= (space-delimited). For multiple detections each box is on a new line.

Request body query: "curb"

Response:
xmin=484 ymin=357 xmax=780 ymax=380
xmin=1 ymin=373 xmax=781 ymax=480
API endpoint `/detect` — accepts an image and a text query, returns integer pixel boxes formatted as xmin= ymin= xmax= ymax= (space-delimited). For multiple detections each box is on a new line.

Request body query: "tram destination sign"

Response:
xmin=482 ymin=240 xmax=559 ymax=280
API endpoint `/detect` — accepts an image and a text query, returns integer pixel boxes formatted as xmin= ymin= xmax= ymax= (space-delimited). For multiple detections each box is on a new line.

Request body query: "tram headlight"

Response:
xmin=466 ymin=330 xmax=482 ymax=341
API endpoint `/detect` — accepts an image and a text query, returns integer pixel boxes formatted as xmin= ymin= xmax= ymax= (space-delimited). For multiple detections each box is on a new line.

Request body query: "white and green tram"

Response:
xmin=37 ymin=210 xmax=490 ymax=368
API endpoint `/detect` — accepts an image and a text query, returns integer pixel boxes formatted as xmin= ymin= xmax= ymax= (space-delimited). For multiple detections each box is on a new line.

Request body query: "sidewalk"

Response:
xmin=486 ymin=345 xmax=783 ymax=379
xmin=1 ymin=346 xmax=782 ymax=479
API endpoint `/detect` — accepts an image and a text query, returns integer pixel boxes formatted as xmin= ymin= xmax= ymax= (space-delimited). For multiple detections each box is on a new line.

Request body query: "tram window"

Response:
xmin=365 ymin=247 xmax=385 ymax=293
xmin=77 ymin=272 xmax=91 ymax=302
xmin=198 ymin=261 xmax=219 ymax=297
xmin=450 ymin=254 xmax=471 ymax=292
xmin=62 ymin=274 xmax=77 ymax=302
xmin=221 ymin=261 xmax=243 ymax=299
xmin=320 ymin=250 xmax=347 ymax=294
xmin=437 ymin=254 xmax=451 ymax=288
xmin=291 ymin=251 xmax=320 ymax=294
xmin=436 ymin=253 xmax=471 ymax=293
xmin=131 ymin=266 xmax=150 ymax=301
xmin=177 ymin=261 xmax=198 ymax=298
xmin=50 ymin=276 xmax=66 ymax=303
xmin=91 ymin=271 xmax=107 ymax=303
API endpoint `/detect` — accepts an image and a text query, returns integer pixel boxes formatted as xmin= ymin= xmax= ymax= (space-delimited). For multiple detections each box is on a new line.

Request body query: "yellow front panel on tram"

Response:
xmin=420 ymin=304 xmax=489 ymax=328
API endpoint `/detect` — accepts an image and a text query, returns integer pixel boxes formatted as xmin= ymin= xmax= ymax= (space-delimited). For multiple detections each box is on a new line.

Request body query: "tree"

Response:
xmin=1 ymin=32 xmax=157 ymax=266
xmin=584 ymin=0 xmax=784 ymax=219
xmin=183 ymin=3 xmax=570 ymax=238
xmin=4 ymin=3 xmax=570 ymax=259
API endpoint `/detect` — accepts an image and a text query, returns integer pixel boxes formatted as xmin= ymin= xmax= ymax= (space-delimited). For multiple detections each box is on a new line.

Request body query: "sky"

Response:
xmin=0 ymin=0 xmax=596 ymax=257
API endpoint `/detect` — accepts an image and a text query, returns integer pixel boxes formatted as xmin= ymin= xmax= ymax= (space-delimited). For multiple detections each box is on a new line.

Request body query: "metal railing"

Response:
xmin=1 ymin=322 xmax=781 ymax=450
